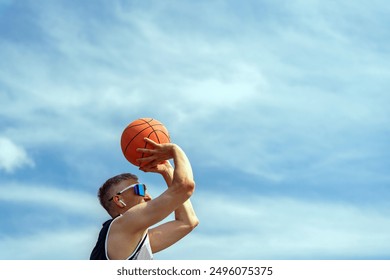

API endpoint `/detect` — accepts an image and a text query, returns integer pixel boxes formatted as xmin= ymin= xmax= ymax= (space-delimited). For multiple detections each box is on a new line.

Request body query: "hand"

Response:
xmin=139 ymin=160 xmax=173 ymax=175
xmin=136 ymin=138 xmax=176 ymax=169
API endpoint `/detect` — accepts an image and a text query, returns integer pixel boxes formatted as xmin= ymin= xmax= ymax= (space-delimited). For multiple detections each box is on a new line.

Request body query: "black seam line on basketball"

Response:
xmin=151 ymin=122 xmax=161 ymax=145
xmin=148 ymin=125 xmax=170 ymax=142
xmin=140 ymin=129 xmax=156 ymax=166
xmin=148 ymin=123 xmax=169 ymax=140
xmin=124 ymin=124 xmax=155 ymax=155
xmin=152 ymin=129 xmax=170 ymax=141
xmin=140 ymin=118 xmax=153 ymax=125
xmin=124 ymin=121 xmax=160 ymax=165
xmin=145 ymin=122 xmax=163 ymax=130
xmin=126 ymin=122 xmax=149 ymax=129
xmin=125 ymin=118 xmax=153 ymax=131
xmin=140 ymin=127 xmax=167 ymax=166
xmin=139 ymin=117 xmax=161 ymax=130
xmin=124 ymin=123 xmax=165 ymax=154
xmin=141 ymin=134 xmax=149 ymax=166
xmin=140 ymin=128 xmax=162 ymax=163
xmin=135 ymin=118 xmax=155 ymax=162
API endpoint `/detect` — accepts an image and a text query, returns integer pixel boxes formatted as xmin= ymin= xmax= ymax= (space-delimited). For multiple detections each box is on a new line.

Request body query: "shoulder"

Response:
xmin=106 ymin=215 xmax=147 ymax=260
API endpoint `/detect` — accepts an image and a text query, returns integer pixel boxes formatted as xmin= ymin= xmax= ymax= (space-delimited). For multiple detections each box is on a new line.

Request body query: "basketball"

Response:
xmin=121 ymin=118 xmax=170 ymax=166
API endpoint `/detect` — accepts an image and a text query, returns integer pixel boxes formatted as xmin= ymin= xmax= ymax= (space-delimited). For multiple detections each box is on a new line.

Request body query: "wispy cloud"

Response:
xmin=0 ymin=0 xmax=389 ymax=260
xmin=0 ymin=182 xmax=103 ymax=217
xmin=0 ymin=137 xmax=34 ymax=173
xmin=0 ymin=227 xmax=98 ymax=260
xmin=159 ymin=191 xmax=390 ymax=259
xmin=0 ymin=182 xmax=106 ymax=259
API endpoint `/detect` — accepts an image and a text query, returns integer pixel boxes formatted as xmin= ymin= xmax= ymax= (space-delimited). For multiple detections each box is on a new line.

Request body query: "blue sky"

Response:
xmin=0 ymin=0 xmax=389 ymax=260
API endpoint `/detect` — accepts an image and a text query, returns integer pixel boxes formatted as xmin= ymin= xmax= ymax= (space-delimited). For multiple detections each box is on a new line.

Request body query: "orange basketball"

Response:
xmin=121 ymin=118 xmax=170 ymax=166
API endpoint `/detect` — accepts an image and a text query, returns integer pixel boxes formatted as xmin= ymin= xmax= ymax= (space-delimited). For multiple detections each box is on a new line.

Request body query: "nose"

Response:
xmin=144 ymin=193 xmax=152 ymax=201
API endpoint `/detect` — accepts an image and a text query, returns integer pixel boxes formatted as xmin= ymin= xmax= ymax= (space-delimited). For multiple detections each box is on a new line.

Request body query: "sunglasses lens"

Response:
xmin=134 ymin=184 xmax=145 ymax=197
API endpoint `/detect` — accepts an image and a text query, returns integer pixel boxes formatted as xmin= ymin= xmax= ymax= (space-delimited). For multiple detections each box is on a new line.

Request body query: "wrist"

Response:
xmin=171 ymin=144 xmax=184 ymax=159
xmin=161 ymin=165 xmax=174 ymax=186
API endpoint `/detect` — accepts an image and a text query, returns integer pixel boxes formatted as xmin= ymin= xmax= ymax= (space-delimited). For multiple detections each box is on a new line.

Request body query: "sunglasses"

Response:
xmin=108 ymin=183 xmax=146 ymax=201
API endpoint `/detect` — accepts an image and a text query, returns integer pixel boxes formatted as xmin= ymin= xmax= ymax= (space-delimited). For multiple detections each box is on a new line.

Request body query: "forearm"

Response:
xmin=175 ymin=199 xmax=199 ymax=229
xmin=161 ymin=162 xmax=173 ymax=186
xmin=171 ymin=145 xmax=194 ymax=188
xmin=161 ymin=162 xmax=199 ymax=228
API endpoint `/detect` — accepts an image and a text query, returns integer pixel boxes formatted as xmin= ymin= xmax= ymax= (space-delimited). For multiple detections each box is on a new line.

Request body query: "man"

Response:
xmin=90 ymin=138 xmax=199 ymax=260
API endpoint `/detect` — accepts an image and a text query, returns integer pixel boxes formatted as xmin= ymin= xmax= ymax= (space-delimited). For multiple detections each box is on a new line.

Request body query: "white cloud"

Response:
xmin=1 ymin=187 xmax=389 ymax=260
xmin=158 ymin=191 xmax=390 ymax=259
xmin=0 ymin=182 xmax=104 ymax=217
xmin=0 ymin=0 xmax=389 ymax=261
xmin=0 ymin=137 xmax=34 ymax=173
xmin=0 ymin=226 xmax=99 ymax=260
xmin=0 ymin=183 xmax=107 ymax=260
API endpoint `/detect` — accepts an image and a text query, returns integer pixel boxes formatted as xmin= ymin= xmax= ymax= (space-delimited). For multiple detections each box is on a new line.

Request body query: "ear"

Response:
xmin=112 ymin=195 xmax=125 ymax=208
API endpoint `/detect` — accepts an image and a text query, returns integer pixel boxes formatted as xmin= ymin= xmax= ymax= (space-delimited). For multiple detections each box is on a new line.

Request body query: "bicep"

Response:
xmin=119 ymin=187 xmax=190 ymax=234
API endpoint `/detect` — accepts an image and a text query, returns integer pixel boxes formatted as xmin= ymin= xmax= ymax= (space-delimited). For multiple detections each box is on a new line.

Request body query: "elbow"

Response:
xmin=185 ymin=217 xmax=199 ymax=233
xmin=174 ymin=178 xmax=196 ymax=197
xmin=192 ymin=218 xmax=199 ymax=229
xmin=186 ymin=179 xmax=195 ymax=197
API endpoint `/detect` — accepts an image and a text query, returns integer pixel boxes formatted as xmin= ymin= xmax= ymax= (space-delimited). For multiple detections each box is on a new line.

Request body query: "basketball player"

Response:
xmin=90 ymin=138 xmax=198 ymax=260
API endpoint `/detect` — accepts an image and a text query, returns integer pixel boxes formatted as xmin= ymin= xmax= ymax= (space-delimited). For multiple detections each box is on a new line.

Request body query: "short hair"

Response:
xmin=98 ymin=173 xmax=138 ymax=215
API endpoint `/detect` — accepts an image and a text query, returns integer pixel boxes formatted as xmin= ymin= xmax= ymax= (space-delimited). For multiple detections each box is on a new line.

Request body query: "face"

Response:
xmin=110 ymin=179 xmax=152 ymax=208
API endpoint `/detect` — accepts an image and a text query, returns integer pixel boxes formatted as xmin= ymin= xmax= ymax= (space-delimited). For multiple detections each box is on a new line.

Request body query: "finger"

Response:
xmin=136 ymin=155 xmax=157 ymax=162
xmin=139 ymin=160 xmax=160 ymax=171
xmin=143 ymin=137 xmax=159 ymax=146
xmin=136 ymin=147 xmax=156 ymax=154
xmin=139 ymin=165 xmax=157 ymax=172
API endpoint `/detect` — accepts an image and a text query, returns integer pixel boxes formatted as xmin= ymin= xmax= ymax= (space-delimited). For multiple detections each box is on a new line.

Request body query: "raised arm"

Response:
xmin=116 ymin=138 xmax=196 ymax=233
xmin=142 ymin=160 xmax=199 ymax=252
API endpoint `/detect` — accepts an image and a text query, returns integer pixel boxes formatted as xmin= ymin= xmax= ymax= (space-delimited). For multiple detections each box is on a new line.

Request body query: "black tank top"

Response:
xmin=90 ymin=219 xmax=113 ymax=260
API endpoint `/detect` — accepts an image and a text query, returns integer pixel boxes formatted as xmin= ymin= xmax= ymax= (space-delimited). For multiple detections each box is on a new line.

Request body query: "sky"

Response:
xmin=0 ymin=0 xmax=389 ymax=260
